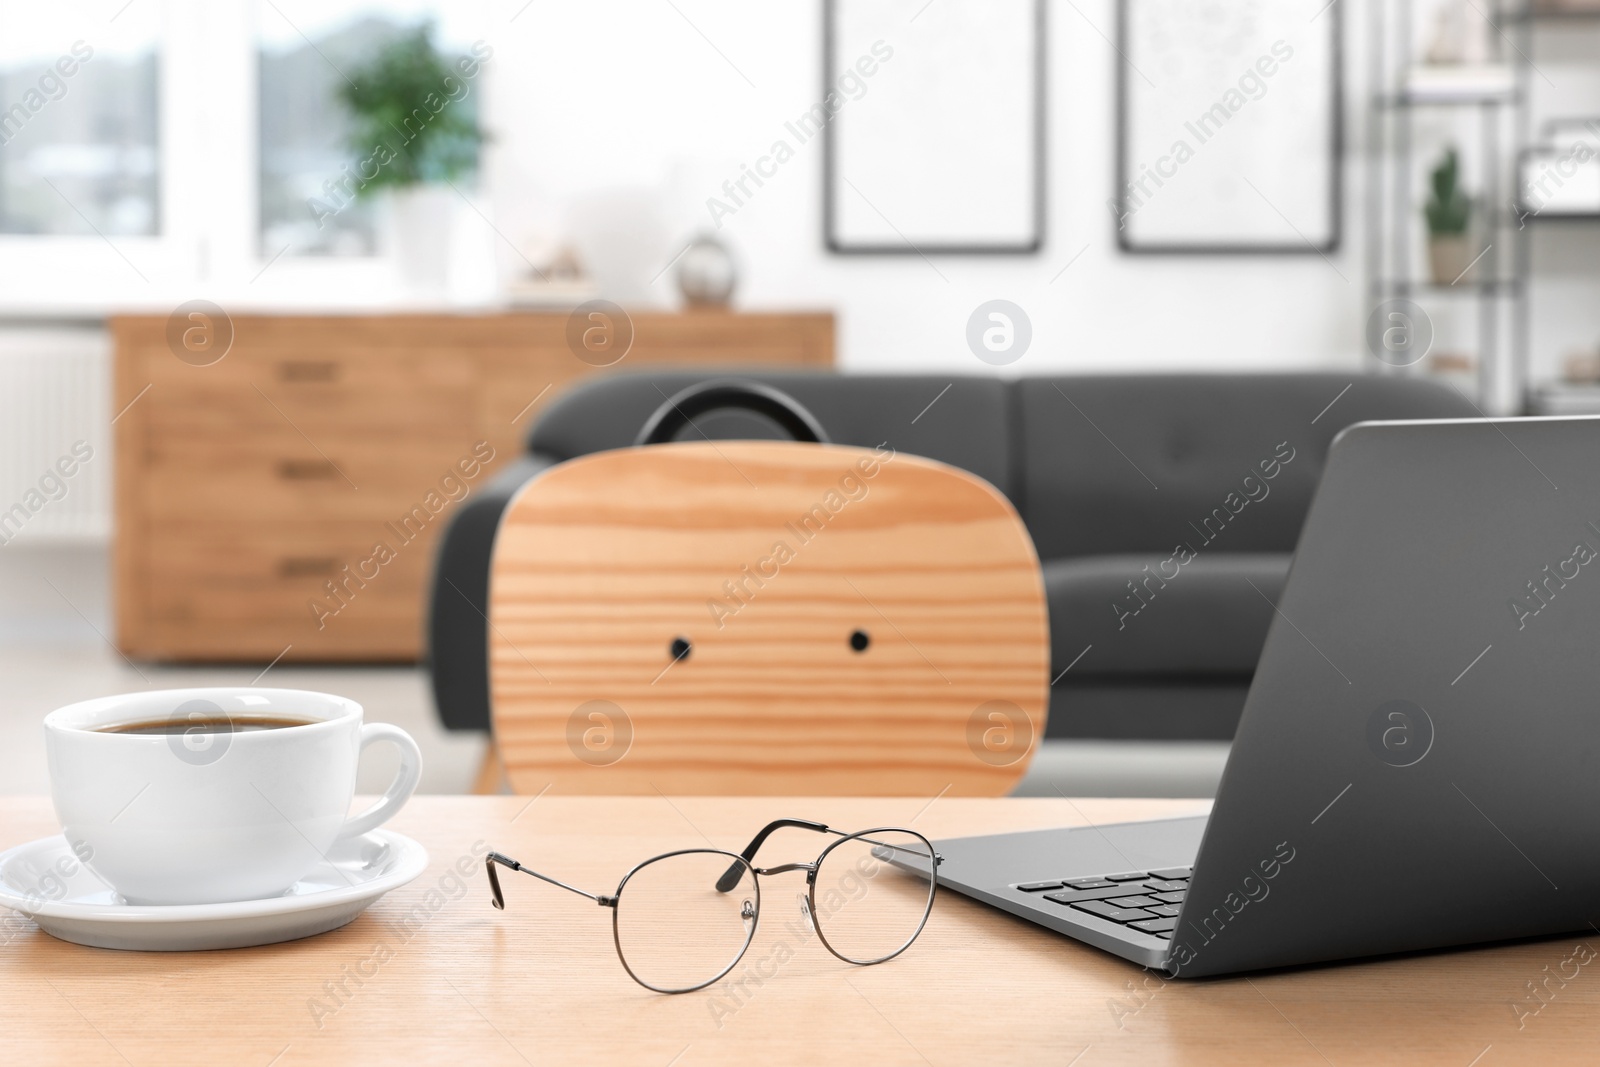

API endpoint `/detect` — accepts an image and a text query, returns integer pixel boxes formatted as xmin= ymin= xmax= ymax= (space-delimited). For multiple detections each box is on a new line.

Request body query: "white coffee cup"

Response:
xmin=44 ymin=688 xmax=422 ymax=906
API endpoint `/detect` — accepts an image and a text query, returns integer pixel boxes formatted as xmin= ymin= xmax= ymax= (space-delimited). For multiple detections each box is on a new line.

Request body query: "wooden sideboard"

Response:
xmin=111 ymin=311 xmax=833 ymax=662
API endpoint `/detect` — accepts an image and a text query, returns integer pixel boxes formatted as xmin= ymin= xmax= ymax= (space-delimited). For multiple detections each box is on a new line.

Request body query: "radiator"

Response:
xmin=0 ymin=327 xmax=111 ymax=544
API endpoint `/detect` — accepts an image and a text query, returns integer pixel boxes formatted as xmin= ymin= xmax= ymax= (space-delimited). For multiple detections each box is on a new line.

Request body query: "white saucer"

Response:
xmin=0 ymin=830 xmax=428 ymax=951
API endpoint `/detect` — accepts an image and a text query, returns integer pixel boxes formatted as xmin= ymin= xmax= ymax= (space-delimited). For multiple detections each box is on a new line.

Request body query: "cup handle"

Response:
xmin=338 ymin=723 xmax=423 ymax=840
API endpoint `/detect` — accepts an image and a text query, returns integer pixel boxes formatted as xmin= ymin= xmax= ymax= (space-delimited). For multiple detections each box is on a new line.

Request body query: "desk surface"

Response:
xmin=0 ymin=795 xmax=1587 ymax=1065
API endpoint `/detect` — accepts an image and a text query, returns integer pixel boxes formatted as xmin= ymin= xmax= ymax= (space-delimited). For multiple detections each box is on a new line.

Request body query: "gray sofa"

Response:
xmin=427 ymin=371 xmax=1476 ymax=741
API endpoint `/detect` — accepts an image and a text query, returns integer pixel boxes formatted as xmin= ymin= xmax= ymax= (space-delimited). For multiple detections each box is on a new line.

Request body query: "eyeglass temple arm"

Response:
xmin=486 ymin=851 xmax=614 ymax=910
xmin=714 ymin=819 xmax=833 ymax=892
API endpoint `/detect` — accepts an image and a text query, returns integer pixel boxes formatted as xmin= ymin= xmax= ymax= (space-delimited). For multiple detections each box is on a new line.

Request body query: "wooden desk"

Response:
xmin=0 ymin=795 xmax=1586 ymax=1065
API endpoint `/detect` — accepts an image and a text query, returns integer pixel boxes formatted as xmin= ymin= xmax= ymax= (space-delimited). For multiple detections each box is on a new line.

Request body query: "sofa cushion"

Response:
xmin=1044 ymin=553 xmax=1292 ymax=678
xmin=1014 ymin=374 xmax=1479 ymax=560
xmin=528 ymin=371 xmax=1016 ymax=498
xmin=1045 ymin=679 xmax=1254 ymax=741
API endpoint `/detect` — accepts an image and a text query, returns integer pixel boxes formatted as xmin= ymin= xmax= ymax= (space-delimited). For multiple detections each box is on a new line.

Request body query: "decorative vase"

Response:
xmin=676 ymin=234 xmax=737 ymax=309
xmin=387 ymin=185 xmax=456 ymax=296
xmin=1428 ymin=234 xmax=1475 ymax=285
xmin=1425 ymin=0 xmax=1494 ymax=64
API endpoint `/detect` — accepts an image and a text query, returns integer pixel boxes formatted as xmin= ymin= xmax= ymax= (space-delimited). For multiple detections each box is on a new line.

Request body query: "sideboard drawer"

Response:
xmin=134 ymin=521 xmax=442 ymax=658
xmin=141 ymin=428 xmax=497 ymax=522
xmin=140 ymin=349 xmax=480 ymax=434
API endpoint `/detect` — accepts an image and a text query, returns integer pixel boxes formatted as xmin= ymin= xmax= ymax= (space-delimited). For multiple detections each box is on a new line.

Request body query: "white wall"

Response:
xmin=484 ymin=0 xmax=1366 ymax=375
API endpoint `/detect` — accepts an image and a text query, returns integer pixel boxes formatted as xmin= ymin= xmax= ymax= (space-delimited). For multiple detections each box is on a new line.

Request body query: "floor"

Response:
xmin=0 ymin=545 xmax=1228 ymax=798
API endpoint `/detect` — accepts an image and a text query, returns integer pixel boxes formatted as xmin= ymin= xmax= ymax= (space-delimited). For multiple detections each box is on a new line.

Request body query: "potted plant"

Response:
xmin=1425 ymin=147 xmax=1475 ymax=284
xmin=338 ymin=23 xmax=484 ymax=293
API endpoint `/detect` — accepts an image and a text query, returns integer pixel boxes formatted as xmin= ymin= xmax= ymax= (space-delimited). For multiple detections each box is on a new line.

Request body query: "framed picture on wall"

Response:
xmin=825 ymin=0 xmax=1044 ymax=254
xmin=1116 ymin=0 xmax=1341 ymax=253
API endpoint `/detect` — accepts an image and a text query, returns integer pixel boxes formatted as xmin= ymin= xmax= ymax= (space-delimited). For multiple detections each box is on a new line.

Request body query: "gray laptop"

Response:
xmin=930 ymin=415 xmax=1600 ymax=977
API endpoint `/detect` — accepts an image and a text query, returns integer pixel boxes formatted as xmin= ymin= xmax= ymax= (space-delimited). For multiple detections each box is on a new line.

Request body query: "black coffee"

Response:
xmin=98 ymin=715 xmax=318 ymax=735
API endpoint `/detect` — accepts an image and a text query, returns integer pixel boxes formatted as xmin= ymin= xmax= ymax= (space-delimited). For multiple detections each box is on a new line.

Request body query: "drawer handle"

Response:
xmin=277 ymin=459 xmax=340 ymax=481
xmin=278 ymin=360 xmax=340 ymax=383
xmin=278 ymin=556 xmax=339 ymax=578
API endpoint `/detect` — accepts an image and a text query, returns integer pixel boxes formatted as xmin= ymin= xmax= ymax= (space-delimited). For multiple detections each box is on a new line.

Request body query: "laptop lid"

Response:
xmin=1172 ymin=416 xmax=1600 ymax=977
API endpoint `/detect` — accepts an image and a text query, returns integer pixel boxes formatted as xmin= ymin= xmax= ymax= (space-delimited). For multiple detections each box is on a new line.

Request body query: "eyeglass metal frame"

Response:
xmin=486 ymin=818 xmax=943 ymax=994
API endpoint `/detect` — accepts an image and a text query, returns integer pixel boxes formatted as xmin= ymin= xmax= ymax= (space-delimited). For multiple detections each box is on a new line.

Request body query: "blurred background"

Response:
xmin=0 ymin=0 xmax=1595 ymax=796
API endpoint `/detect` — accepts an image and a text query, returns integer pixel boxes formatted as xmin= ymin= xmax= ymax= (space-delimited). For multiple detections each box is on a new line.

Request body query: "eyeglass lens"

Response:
xmin=810 ymin=829 xmax=937 ymax=965
xmin=614 ymin=851 xmax=759 ymax=993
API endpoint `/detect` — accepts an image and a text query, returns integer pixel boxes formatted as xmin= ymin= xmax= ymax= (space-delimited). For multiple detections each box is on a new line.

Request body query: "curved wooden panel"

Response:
xmin=489 ymin=441 xmax=1048 ymax=796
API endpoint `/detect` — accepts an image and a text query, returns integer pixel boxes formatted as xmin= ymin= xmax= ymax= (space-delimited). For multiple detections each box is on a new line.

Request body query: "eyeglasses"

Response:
xmin=486 ymin=818 xmax=943 ymax=994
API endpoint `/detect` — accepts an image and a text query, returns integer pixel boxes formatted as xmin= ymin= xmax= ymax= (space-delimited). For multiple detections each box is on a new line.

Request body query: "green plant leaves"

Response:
xmin=336 ymin=22 xmax=481 ymax=194
xmin=1426 ymin=147 xmax=1471 ymax=235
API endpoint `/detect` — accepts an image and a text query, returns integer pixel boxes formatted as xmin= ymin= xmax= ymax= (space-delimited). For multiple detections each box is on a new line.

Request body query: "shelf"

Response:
xmin=1519 ymin=8 xmax=1600 ymax=22
xmin=1373 ymin=279 xmax=1523 ymax=296
xmin=1366 ymin=0 xmax=1600 ymax=413
xmin=1519 ymin=210 xmax=1600 ymax=222
xmin=1375 ymin=93 xmax=1522 ymax=110
xmin=1392 ymin=64 xmax=1518 ymax=106
xmin=1530 ymin=385 xmax=1600 ymax=416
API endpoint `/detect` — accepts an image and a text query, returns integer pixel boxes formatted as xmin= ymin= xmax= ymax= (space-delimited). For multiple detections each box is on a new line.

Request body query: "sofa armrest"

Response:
xmin=426 ymin=453 xmax=561 ymax=732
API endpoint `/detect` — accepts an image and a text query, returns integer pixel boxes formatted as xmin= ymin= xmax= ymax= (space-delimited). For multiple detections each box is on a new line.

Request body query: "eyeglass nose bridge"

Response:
xmin=751 ymin=861 xmax=817 ymax=878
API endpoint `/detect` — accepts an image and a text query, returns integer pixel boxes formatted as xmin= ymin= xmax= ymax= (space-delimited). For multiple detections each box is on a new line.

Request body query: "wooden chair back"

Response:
xmin=488 ymin=441 xmax=1048 ymax=795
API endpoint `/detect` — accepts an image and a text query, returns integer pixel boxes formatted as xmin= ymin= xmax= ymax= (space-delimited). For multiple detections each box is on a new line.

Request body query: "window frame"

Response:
xmin=0 ymin=0 xmax=452 ymax=314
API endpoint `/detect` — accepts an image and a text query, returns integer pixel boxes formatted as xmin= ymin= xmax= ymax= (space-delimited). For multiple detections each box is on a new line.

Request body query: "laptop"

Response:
xmin=929 ymin=415 xmax=1600 ymax=977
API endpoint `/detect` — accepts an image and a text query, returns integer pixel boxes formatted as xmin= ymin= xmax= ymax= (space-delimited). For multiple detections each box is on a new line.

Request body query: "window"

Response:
xmin=0 ymin=0 xmax=484 ymax=306
xmin=257 ymin=1 xmax=483 ymax=258
xmin=0 ymin=5 xmax=161 ymax=237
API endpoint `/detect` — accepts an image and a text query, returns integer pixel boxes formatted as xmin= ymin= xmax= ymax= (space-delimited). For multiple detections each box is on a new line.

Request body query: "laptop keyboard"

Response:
xmin=1010 ymin=866 xmax=1191 ymax=938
